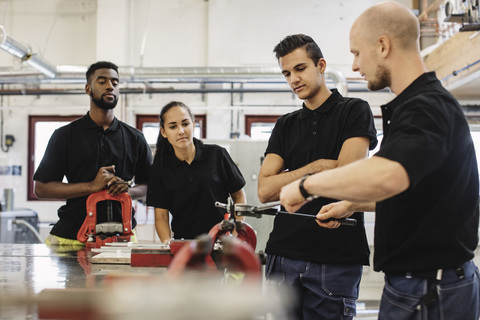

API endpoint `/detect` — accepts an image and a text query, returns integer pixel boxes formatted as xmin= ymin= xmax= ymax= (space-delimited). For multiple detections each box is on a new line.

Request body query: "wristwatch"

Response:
xmin=299 ymin=173 xmax=316 ymax=201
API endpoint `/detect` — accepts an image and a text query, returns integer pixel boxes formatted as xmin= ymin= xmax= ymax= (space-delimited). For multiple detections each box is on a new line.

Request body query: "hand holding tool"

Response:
xmin=110 ymin=179 xmax=133 ymax=187
xmin=215 ymin=199 xmax=357 ymax=227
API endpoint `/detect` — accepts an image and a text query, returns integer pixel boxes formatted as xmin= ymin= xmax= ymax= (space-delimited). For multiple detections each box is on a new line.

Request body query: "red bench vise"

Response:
xmin=166 ymin=234 xmax=261 ymax=283
xmin=130 ymin=240 xmax=190 ymax=267
xmin=208 ymin=215 xmax=257 ymax=251
xmin=130 ymin=212 xmax=257 ymax=268
xmin=77 ymin=189 xmax=134 ymax=249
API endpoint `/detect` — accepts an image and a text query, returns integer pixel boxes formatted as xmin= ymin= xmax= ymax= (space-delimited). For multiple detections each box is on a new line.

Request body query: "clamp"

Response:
xmin=208 ymin=197 xmax=257 ymax=250
xmin=77 ymin=189 xmax=134 ymax=246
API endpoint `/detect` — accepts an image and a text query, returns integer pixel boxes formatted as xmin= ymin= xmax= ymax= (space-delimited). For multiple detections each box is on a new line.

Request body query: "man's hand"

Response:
xmin=107 ymin=178 xmax=130 ymax=195
xmin=91 ymin=165 xmax=129 ymax=195
xmin=316 ymin=201 xmax=353 ymax=229
xmin=91 ymin=165 xmax=116 ymax=191
xmin=279 ymin=178 xmax=308 ymax=213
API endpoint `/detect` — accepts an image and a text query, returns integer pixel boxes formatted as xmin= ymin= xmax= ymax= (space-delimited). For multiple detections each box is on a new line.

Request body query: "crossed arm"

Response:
xmin=257 ymin=137 xmax=371 ymax=203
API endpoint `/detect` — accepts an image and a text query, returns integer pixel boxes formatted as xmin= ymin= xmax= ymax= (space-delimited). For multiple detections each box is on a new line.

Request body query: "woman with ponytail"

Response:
xmin=146 ymin=101 xmax=246 ymax=243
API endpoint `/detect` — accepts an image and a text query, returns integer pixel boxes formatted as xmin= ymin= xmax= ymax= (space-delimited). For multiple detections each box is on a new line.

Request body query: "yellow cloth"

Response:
xmin=46 ymin=230 xmax=137 ymax=251
xmin=131 ymin=231 xmax=138 ymax=243
xmin=45 ymin=234 xmax=85 ymax=253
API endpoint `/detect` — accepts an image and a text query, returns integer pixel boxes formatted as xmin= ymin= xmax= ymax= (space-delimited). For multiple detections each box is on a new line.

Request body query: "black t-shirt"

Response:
xmin=33 ymin=112 xmax=153 ymax=239
xmin=265 ymin=89 xmax=378 ymax=265
xmin=146 ymin=139 xmax=246 ymax=240
xmin=374 ymin=72 xmax=479 ymax=273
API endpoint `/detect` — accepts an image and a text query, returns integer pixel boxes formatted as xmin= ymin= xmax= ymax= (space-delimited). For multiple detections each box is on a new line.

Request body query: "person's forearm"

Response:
xmin=258 ymin=159 xmax=337 ymax=203
xmin=154 ymin=208 xmax=171 ymax=243
xmin=231 ymin=189 xmax=246 ymax=221
xmin=346 ymin=201 xmax=376 ymax=213
xmin=155 ymin=220 xmax=171 ymax=243
xmin=34 ymin=181 xmax=98 ymax=200
xmin=259 ymin=171 xmax=306 ymax=203
xmin=128 ymin=184 xmax=147 ymax=200
xmin=156 ymin=227 xmax=171 ymax=243
xmin=280 ymin=157 xmax=410 ymax=214
xmin=303 ymin=157 xmax=409 ymax=203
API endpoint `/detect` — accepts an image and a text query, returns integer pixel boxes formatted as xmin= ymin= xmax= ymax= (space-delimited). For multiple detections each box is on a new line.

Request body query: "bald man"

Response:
xmin=279 ymin=2 xmax=480 ymax=319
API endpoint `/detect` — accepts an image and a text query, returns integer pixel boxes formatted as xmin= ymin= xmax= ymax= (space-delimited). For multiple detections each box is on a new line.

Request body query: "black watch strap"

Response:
xmin=299 ymin=173 xmax=313 ymax=200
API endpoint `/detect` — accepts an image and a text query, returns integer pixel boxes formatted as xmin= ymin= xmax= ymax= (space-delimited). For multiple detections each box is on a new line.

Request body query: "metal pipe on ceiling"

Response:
xmin=0 ymin=65 xmax=350 ymax=95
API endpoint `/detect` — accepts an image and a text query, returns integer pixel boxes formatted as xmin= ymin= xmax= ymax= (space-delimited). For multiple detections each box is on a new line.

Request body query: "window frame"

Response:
xmin=136 ymin=114 xmax=207 ymax=140
xmin=28 ymin=115 xmax=82 ymax=201
xmin=245 ymin=115 xmax=280 ymax=138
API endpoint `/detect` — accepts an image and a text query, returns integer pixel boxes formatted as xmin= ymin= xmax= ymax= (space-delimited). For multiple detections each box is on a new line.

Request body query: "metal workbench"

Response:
xmin=0 ymin=243 xmax=291 ymax=320
xmin=0 ymin=243 xmax=379 ymax=320
xmin=0 ymin=243 xmax=166 ymax=319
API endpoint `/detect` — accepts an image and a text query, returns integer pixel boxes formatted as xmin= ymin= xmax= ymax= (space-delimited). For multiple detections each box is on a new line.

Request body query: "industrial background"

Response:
xmin=0 ymin=0 xmax=479 ymax=317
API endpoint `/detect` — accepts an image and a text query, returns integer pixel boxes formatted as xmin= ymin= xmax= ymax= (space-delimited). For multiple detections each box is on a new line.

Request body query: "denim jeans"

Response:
xmin=379 ymin=260 xmax=480 ymax=320
xmin=265 ymin=254 xmax=362 ymax=320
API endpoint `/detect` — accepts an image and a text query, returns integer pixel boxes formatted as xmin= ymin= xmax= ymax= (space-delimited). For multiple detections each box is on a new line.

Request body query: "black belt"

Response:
xmin=387 ymin=263 xmax=469 ymax=307
xmin=387 ymin=266 xmax=465 ymax=281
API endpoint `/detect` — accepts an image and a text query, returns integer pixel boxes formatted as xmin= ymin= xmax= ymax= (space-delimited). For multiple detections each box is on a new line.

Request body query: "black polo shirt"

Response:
xmin=265 ymin=89 xmax=378 ymax=265
xmin=33 ymin=112 xmax=153 ymax=239
xmin=146 ymin=139 xmax=246 ymax=240
xmin=374 ymin=72 xmax=479 ymax=273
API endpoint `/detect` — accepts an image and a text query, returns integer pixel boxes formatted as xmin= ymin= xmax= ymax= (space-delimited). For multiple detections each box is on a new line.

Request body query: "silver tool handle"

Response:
xmin=261 ymin=201 xmax=357 ymax=227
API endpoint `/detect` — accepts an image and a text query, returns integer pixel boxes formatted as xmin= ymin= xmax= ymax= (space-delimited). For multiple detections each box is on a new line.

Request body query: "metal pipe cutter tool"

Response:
xmin=215 ymin=198 xmax=357 ymax=227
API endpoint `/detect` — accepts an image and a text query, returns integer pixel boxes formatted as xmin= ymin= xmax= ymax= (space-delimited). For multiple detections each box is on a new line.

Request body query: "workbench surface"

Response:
xmin=0 ymin=244 xmax=379 ymax=319
xmin=0 ymin=243 xmax=282 ymax=320
xmin=0 ymin=243 xmax=166 ymax=319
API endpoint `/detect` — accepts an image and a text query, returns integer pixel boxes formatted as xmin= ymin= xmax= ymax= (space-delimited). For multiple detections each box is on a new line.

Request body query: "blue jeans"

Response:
xmin=379 ymin=260 xmax=480 ymax=320
xmin=265 ymin=254 xmax=362 ymax=320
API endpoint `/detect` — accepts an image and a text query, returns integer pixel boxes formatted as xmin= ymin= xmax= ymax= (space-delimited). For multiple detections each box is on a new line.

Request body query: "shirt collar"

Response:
xmin=299 ymin=89 xmax=341 ymax=119
xmin=82 ymin=111 xmax=119 ymax=131
xmin=382 ymin=72 xmax=437 ymax=110
xmin=193 ymin=139 xmax=205 ymax=161
xmin=167 ymin=138 xmax=204 ymax=167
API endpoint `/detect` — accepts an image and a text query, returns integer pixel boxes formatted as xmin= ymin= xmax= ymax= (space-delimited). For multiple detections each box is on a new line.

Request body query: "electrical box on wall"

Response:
xmin=5 ymin=135 xmax=15 ymax=147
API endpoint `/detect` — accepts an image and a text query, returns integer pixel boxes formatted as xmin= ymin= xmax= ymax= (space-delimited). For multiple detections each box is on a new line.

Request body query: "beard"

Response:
xmin=91 ymin=93 xmax=118 ymax=110
xmin=367 ymin=64 xmax=391 ymax=91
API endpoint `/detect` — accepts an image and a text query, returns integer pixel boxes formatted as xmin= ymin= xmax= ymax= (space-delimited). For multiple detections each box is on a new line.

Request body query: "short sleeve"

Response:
xmin=221 ymin=148 xmax=246 ymax=193
xmin=146 ymin=166 xmax=168 ymax=209
xmin=33 ymin=128 xmax=68 ymax=182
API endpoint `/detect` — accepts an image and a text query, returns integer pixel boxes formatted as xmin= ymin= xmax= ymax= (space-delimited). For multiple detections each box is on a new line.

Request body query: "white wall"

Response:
xmin=0 ymin=0 xmax=411 ymax=75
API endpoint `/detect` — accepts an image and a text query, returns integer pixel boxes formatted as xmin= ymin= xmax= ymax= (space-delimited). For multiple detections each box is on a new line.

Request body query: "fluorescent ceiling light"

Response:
xmin=0 ymin=25 xmax=56 ymax=78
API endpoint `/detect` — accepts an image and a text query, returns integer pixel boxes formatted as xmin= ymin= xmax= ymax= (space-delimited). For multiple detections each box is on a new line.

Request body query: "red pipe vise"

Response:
xmin=77 ymin=189 xmax=134 ymax=248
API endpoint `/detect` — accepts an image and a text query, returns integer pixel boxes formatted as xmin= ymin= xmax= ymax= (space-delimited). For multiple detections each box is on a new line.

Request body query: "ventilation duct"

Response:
xmin=0 ymin=25 xmax=57 ymax=78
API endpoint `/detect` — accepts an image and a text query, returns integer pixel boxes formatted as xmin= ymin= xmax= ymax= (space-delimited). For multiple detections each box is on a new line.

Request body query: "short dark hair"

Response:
xmin=273 ymin=34 xmax=324 ymax=65
xmin=86 ymin=61 xmax=119 ymax=83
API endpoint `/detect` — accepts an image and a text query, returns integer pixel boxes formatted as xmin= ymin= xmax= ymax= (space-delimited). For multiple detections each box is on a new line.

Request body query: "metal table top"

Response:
xmin=0 ymin=244 xmax=378 ymax=320
xmin=0 ymin=243 xmax=165 ymax=320
xmin=0 ymin=243 xmax=290 ymax=320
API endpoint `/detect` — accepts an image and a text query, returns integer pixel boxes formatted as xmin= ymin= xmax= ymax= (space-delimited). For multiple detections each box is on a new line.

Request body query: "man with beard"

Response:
xmin=279 ymin=2 xmax=480 ymax=319
xmin=34 ymin=61 xmax=152 ymax=247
